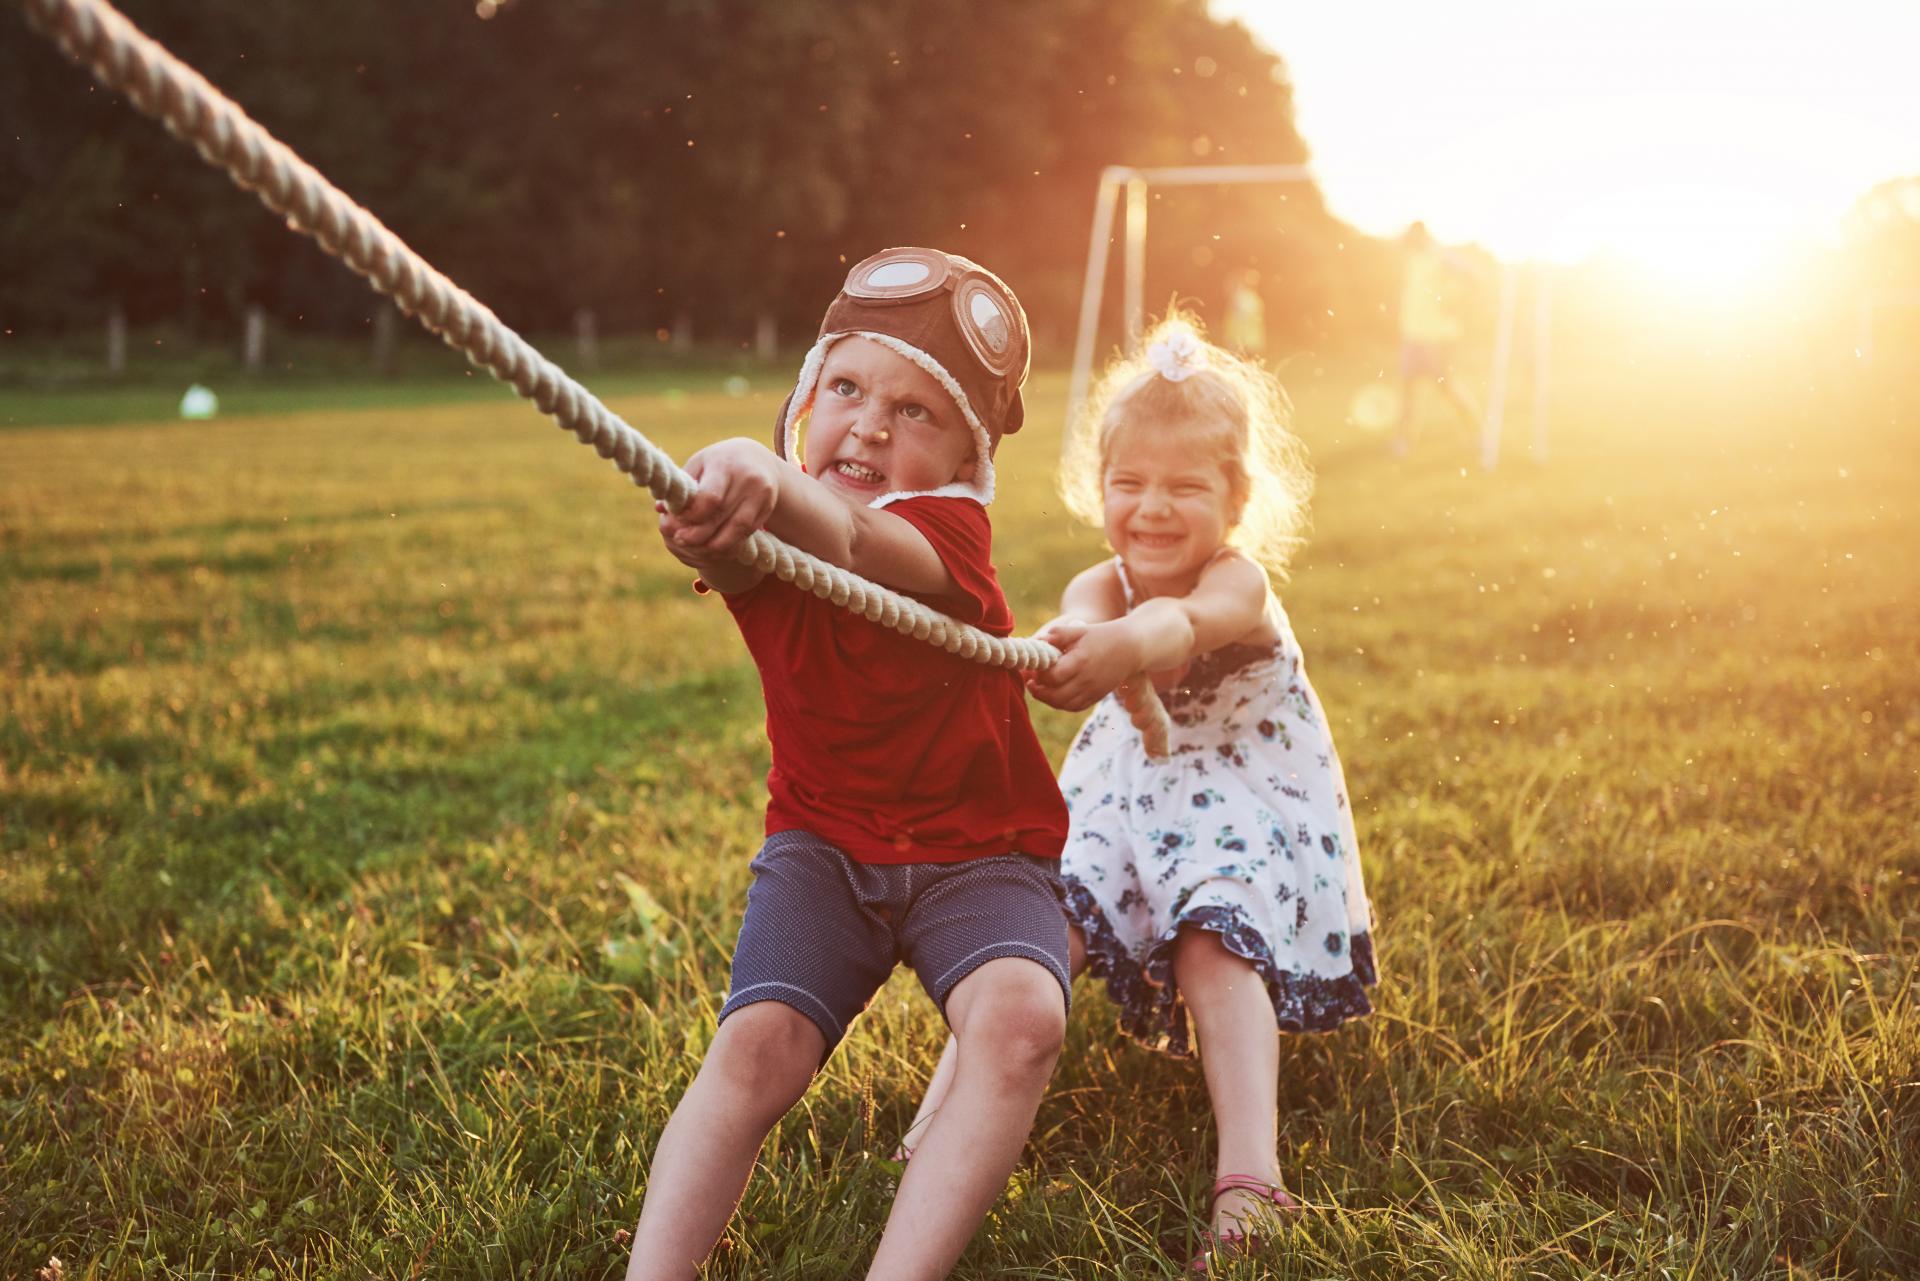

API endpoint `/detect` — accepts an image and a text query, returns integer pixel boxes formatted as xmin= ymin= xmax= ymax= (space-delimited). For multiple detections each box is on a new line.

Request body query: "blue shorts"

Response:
xmin=719 ymin=830 xmax=1072 ymax=1056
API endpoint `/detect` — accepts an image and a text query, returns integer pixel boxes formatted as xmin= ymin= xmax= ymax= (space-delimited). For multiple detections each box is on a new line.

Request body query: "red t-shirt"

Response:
xmin=722 ymin=495 xmax=1068 ymax=865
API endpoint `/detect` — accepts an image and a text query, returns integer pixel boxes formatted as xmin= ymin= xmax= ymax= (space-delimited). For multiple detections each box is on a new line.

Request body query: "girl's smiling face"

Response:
xmin=804 ymin=337 xmax=977 ymax=500
xmin=1102 ymin=420 xmax=1241 ymax=596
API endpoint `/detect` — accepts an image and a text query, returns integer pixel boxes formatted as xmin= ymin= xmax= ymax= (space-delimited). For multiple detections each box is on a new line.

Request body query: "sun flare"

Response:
xmin=1215 ymin=1 xmax=1920 ymax=273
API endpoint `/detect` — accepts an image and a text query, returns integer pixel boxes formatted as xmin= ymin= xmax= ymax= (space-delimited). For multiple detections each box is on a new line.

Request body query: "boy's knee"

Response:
xmin=705 ymin=1001 xmax=825 ymax=1100
xmin=951 ymin=960 xmax=1066 ymax=1076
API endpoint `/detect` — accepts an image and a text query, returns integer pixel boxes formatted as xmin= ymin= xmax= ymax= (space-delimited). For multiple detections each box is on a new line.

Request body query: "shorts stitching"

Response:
xmin=723 ymin=981 xmax=846 ymax=1040
xmin=933 ymin=940 xmax=1070 ymax=1001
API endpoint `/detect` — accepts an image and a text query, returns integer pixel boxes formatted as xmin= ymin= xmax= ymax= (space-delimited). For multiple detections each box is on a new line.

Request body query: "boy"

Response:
xmin=1391 ymin=221 xmax=1484 ymax=456
xmin=627 ymin=248 xmax=1072 ymax=1281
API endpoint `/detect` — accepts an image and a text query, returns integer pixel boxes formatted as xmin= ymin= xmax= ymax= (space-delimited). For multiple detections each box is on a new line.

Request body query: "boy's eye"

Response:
xmin=899 ymin=403 xmax=930 ymax=422
xmin=829 ymin=377 xmax=858 ymax=396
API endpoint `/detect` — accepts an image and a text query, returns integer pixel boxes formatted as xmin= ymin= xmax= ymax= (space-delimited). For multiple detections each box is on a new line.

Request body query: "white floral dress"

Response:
xmin=1060 ymin=561 xmax=1376 ymax=1055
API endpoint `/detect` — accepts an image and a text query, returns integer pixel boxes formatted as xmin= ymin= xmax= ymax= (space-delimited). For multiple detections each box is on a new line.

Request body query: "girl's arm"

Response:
xmin=657 ymin=438 xmax=955 ymax=596
xmin=1028 ymin=552 xmax=1268 ymax=711
xmin=1043 ymin=560 xmax=1128 ymax=630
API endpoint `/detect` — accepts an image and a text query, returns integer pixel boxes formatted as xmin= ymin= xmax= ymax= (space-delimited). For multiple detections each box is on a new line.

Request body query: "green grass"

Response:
xmin=0 ymin=359 xmax=781 ymax=431
xmin=2 ymin=348 xmax=1916 ymax=1279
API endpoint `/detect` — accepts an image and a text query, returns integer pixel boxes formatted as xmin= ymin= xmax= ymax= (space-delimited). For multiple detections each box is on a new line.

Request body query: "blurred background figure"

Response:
xmin=1391 ymin=222 xmax=1481 ymax=456
xmin=1221 ymin=267 xmax=1267 ymax=357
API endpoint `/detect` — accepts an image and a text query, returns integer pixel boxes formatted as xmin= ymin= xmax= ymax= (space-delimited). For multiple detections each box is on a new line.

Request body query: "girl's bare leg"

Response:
xmin=1172 ymin=927 xmax=1284 ymax=1236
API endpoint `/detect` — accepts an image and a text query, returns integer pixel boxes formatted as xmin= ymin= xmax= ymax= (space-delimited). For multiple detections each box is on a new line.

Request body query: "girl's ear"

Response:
xmin=1226 ymin=466 xmax=1250 ymax=529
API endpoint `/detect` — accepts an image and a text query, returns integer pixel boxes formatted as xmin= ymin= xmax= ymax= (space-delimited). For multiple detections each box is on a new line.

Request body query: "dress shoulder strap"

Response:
xmin=1115 ymin=548 xmax=1232 ymax=610
xmin=1113 ymin=556 xmax=1138 ymax=610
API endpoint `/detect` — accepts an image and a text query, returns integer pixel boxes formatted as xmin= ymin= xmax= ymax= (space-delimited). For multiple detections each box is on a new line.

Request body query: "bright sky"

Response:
xmin=1211 ymin=0 xmax=1920 ymax=272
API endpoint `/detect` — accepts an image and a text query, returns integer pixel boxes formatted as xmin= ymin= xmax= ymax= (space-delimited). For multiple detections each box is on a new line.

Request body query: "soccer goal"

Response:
xmin=1066 ymin=164 xmax=1315 ymax=439
xmin=1066 ymin=163 xmax=1552 ymax=468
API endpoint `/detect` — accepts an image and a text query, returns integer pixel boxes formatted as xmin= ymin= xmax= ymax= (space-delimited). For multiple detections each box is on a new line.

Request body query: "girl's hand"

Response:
xmin=1025 ymin=617 xmax=1146 ymax=711
xmin=657 ymin=441 xmax=781 ymax=558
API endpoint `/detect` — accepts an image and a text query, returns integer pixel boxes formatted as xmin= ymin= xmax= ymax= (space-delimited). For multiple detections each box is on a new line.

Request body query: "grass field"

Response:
xmin=3 ymin=344 xmax=1916 ymax=1279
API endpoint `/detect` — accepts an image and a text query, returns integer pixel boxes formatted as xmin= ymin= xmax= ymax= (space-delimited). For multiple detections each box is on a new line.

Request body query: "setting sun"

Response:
xmin=1214 ymin=0 xmax=1920 ymax=274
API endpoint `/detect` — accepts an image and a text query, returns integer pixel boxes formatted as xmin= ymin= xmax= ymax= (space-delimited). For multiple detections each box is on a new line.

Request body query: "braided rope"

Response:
xmin=21 ymin=0 xmax=1060 ymax=672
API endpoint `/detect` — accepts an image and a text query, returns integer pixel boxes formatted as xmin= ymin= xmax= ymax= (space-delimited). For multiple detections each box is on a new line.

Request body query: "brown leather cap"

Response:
xmin=774 ymin=248 xmax=1030 ymax=463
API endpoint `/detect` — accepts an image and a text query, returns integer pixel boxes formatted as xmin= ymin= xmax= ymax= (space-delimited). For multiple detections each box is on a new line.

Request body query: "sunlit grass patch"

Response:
xmin=2 ymin=357 xmax=1916 ymax=1277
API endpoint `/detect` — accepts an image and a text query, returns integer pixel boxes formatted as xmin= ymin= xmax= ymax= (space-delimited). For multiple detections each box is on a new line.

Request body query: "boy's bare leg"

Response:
xmin=896 ymin=929 xmax=1084 ymax=1158
xmin=1172 ymin=928 xmax=1284 ymax=1235
xmin=895 ymin=1036 xmax=958 ymax=1159
xmin=625 ymin=1002 xmax=825 ymax=1281
xmin=1391 ymin=375 xmax=1422 ymax=455
xmin=1438 ymin=374 xmax=1483 ymax=436
xmin=867 ymin=957 xmax=1068 ymax=1279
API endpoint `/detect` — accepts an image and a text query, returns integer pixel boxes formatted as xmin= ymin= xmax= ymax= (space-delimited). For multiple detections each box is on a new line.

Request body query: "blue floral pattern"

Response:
xmin=1059 ymin=565 xmax=1377 ymax=1056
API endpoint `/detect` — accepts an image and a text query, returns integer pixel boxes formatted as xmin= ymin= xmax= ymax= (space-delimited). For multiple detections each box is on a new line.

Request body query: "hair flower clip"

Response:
xmin=1146 ymin=328 xmax=1206 ymax=383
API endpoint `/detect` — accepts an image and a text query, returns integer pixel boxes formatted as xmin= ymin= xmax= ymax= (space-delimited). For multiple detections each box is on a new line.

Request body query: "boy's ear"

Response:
xmin=955 ymin=454 xmax=979 ymax=483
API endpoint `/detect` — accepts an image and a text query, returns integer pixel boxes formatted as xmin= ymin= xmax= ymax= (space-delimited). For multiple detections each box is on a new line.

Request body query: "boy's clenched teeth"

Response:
xmin=834 ymin=460 xmax=886 ymax=484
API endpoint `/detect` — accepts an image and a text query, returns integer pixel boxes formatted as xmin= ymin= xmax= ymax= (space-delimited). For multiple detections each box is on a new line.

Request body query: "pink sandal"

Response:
xmin=1186 ymin=1174 xmax=1300 ymax=1274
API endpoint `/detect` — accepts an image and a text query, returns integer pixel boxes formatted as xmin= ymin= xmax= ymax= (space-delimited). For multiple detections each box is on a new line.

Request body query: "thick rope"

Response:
xmin=20 ymin=0 xmax=1061 ymax=672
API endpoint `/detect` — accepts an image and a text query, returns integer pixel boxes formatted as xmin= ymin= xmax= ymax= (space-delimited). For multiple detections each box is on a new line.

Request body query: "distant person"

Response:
xmin=633 ymin=248 xmax=1071 ymax=1280
xmin=899 ymin=315 xmax=1377 ymax=1273
xmin=1392 ymin=221 xmax=1482 ymax=455
xmin=1222 ymin=267 xmax=1267 ymax=356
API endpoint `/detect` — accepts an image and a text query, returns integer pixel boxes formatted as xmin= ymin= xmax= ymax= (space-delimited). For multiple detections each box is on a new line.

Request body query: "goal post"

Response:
xmin=1479 ymin=260 xmax=1554 ymax=469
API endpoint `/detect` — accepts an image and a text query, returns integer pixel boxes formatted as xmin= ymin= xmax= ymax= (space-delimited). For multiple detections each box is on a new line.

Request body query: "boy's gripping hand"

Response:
xmin=655 ymin=437 xmax=955 ymax=596
xmin=659 ymin=440 xmax=781 ymax=555
xmin=656 ymin=439 xmax=782 ymax=593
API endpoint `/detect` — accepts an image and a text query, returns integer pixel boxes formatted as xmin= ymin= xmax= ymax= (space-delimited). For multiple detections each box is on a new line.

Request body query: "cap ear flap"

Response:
xmin=1002 ymin=389 xmax=1026 ymax=437
xmin=771 ymin=392 xmax=797 ymax=460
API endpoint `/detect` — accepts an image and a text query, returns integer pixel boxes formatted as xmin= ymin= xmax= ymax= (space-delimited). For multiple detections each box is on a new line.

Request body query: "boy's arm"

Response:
xmin=1029 ymin=553 xmax=1268 ymax=711
xmin=657 ymin=438 xmax=955 ymax=596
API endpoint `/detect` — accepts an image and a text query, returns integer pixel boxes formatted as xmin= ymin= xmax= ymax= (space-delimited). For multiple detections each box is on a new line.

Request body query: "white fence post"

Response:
xmin=573 ymin=307 xmax=599 ymax=370
xmin=371 ymin=305 xmax=396 ymax=375
xmin=107 ymin=304 xmax=127 ymax=377
xmin=243 ymin=304 xmax=267 ymax=372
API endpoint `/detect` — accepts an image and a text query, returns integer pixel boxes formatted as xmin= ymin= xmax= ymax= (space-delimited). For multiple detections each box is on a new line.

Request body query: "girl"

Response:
xmin=900 ymin=316 xmax=1377 ymax=1272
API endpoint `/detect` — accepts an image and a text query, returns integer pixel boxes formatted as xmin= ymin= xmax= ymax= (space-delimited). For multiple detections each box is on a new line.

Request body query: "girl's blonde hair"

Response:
xmin=1061 ymin=310 xmax=1313 ymax=577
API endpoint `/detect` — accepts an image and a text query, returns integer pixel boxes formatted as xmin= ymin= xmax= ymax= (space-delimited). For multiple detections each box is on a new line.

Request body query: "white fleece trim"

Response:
xmin=777 ymin=331 xmax=997 ymax=507
xmin=870 ymin=481 xmax=990 ymax=509
xmin=778 ymin=338 xmax=832 ymax=457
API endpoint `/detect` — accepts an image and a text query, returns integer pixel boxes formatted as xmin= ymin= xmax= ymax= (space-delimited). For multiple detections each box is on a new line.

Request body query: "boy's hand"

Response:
xmin=658 ymin=440 xmax=782 ymax=559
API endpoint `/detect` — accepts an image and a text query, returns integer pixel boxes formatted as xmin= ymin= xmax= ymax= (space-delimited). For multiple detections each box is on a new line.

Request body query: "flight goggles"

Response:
xmin=774 ymin=247 xmax=1030 ymax=461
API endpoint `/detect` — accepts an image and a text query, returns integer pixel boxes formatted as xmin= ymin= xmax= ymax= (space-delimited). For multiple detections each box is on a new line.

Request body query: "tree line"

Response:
xmin=3 ymin=0 xmax=1412 ymax=357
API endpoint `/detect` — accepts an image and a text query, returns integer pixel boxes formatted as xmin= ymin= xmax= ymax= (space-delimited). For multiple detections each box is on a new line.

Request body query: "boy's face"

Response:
xmin=804 ymin=337 xmax=978 ymax=500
